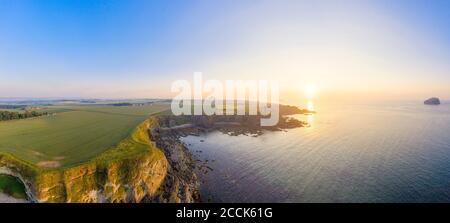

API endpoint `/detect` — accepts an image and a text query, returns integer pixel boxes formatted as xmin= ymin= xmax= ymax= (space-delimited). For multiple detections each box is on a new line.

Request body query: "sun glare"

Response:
xmin=304 ymin=84 xmax=317 ymax=99
xmin=307 ymin=100 xmax=314 ymax=111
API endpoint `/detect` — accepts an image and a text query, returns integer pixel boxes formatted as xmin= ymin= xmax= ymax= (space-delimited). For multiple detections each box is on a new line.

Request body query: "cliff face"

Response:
xmin=149 ymin=125 xmax=200 ymax=203
xmin=0 ymin=117 xmax=199 ymax=203
xmin=31 ymin=152 xmax=168 ymax=203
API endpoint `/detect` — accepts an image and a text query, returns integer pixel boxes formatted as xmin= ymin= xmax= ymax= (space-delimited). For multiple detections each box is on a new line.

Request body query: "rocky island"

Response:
xmin=424 ymin=97 xmax=441 ymax=105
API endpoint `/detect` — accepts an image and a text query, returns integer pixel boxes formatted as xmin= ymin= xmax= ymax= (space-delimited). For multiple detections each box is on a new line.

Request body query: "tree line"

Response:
xmin=0 ymin=110 xmax=48 ymax=121
xmin=0 ymin=105 xmax=27 ymax=109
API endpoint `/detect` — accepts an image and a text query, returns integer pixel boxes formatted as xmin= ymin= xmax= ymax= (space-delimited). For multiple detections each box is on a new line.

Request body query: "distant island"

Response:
xmin=424 ymin=97 xmax=441 ymax=105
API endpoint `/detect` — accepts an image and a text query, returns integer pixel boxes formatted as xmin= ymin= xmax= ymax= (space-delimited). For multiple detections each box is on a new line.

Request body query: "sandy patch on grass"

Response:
xmin=53 ymin=156 xmax=66 ymax=161
xmin=37 ymin=161 xmax=61 ymax=168
xmin=0 ymin=193 xmax=29 ymax=203
xmin=31 ymin=150 xmax=44 ymax=157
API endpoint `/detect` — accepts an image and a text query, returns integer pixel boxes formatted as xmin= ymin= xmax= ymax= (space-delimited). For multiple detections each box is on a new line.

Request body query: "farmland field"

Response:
xmin=0 ymin=104 xmax=169 ymax=167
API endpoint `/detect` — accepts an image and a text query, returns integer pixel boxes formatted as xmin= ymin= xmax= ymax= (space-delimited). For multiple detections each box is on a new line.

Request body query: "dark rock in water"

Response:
xmin=424 ymin=97 xmax=441 ymax=105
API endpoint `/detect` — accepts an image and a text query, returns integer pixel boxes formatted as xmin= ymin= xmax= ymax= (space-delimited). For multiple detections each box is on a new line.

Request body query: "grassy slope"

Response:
xmin=0 ymin=104 xmax=169 ymax=167
xmin=0 ymin=116 xmax=169 ymax=202
xmin=0 ymin=175 xmax=27 ymax=199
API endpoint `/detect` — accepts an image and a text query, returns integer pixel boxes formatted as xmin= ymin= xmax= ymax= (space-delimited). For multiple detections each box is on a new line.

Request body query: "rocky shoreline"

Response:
xmin=148 ymin=125 xmax=201 ymax=202
xmin=0 ymin=106 xmax=309 ymax=203
xmin=152 ymin=109 xmax=311 ymax=202
xmin=0 ymin=118 xmax=201 ymax=203
xmin=157 ymin=114 xmax=309 ymax=138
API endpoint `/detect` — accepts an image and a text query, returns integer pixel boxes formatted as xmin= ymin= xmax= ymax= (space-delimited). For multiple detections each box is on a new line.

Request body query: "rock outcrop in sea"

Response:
xmin=424 ymin=97 xmax=441 ymax=105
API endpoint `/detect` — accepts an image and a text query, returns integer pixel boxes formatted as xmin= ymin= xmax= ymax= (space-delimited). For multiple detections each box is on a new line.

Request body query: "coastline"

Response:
xmin=0 ymin=117 xmax=200 ymax=203
xmin=153 ymin=111 xmax=310 ymax=202
xmin=149 ymin=124 xmax=201 ymax=202
xmin=0 ymin=105 xmax=309 ymax=203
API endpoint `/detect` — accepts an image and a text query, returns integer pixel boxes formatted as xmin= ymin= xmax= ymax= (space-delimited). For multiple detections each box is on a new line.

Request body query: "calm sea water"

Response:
xmin=181 ymin=101 xmax=450 ymax=202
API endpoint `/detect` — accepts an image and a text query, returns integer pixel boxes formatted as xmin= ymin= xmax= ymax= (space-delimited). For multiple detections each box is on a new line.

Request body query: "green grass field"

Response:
xmin=0 ymin=174 xmax=27 ymax=199
xmin=0 ymin=104 xmax=169 ymax=167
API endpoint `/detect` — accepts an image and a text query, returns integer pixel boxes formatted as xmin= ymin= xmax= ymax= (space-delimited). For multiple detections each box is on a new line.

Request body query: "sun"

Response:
xmin=304 ymin=84 xmax=317 ymax=98
xmin=307 ymin=100 xmax=314 ymax=111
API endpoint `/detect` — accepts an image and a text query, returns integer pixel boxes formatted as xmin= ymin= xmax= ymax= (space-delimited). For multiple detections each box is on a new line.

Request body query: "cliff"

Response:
xmin=31 ymin=151 xmax=168 ymax=203
xmin=0 ymin=117 xmax=199 ymax=203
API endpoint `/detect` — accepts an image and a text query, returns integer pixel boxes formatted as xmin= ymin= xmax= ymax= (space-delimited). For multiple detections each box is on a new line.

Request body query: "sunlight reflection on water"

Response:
xmin=182 ymin=102 xmax=450 ymax=202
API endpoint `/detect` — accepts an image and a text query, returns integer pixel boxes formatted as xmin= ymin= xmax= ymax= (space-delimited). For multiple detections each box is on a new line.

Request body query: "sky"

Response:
xmin=1 ymin=0 xmax=450 ymax=103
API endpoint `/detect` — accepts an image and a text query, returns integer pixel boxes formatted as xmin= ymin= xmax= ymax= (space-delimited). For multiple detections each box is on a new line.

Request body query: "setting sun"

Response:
xmin=304 ymin=84 xmax=318 ymax=99
xmin=307 ymin=100 xmax=315 ymax=111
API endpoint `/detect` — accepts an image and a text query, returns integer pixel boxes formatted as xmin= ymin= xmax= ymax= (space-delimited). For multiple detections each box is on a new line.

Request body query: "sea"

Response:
xmin=181 ymin=101 xmax=450 ymax=202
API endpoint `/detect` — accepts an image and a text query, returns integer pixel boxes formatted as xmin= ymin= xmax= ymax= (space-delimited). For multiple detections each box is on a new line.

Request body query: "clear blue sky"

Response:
xmin=1 ymin=0 xmax=450 ymax=100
